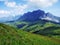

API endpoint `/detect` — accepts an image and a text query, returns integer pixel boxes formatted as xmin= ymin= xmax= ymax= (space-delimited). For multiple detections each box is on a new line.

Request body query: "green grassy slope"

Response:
xmin=5 ymin=21 xmax=60 ymax=40
xmin=0 ymin=23 xmax=60 ymax=45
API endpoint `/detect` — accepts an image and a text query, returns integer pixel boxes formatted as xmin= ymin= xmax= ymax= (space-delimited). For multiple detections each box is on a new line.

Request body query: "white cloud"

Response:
xmin=4 ymin=1 xmax=27 ymax=16
xmin=0 ymin=10 xmax=10 ymax=14
xmin=28 ymin=0 xmax=58 ymax=8
xmin=5 ymin=2 xmax=16 ymax=7
xmin=0 ymin=1 xmax=27 ymax=18
xmin=9 ymin=4 xmax=27 ymax=16
xmin=0 ymin=0 xmax=58 ymax=18
xmin=0 ymin=10 xmax=11 ymax=17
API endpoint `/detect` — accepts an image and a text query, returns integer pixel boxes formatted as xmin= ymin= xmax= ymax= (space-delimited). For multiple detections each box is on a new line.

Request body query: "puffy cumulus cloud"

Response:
xmin=5 ymin=2 xmax=16 ymax=7
xmin=5 ymin=1 xmax=28 ymax=15
xmin=8 ymin=4 xmax=27 ymax=16
xmin=27 ymin=0 xmax=58 ymax=8
xmin=0 ymin=0 xmax=58 ymax=18
xmin=0 ymin=10 xmax=11 ymax=17
xmin=0 ymin=1 xmax=27 ymax=18
xmin=0 ymin=10 xmax=10 ymax=14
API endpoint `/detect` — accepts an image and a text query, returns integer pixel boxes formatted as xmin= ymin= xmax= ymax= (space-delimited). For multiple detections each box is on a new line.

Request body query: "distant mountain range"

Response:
xmin=3 ymin=9 xmax=60 ymax=42
xmin=18 ymin=10 xmax=45 ymax=22
xmin=0 ymin=9 xmax=60 ymax=24
xmin=18 ymin=10 xmax=60 ymax=24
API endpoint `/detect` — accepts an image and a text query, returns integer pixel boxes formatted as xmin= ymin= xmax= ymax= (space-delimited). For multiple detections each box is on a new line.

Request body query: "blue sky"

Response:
xmin=0 ymin=0 xmax=60 ymax=18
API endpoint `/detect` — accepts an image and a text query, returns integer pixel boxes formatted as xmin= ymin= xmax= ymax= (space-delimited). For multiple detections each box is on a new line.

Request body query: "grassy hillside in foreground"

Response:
xmin=0 ymin=23 xmax=60 ymax=45
xmin=6 ymin=21 xmax=60 ymax=39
